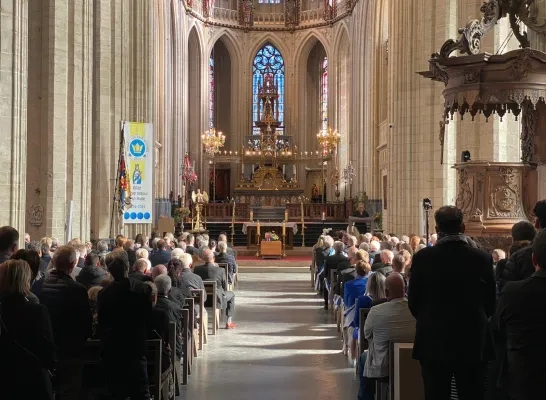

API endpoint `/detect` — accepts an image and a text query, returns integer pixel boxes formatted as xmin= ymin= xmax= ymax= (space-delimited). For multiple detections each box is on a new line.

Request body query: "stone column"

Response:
xmin=0 ymin=0 xmax=28 ymax=246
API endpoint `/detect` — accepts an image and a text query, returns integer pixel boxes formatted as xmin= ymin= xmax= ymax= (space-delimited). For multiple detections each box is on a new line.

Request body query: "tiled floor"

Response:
xmin=178 ymin=271 xmax=359 ymax=400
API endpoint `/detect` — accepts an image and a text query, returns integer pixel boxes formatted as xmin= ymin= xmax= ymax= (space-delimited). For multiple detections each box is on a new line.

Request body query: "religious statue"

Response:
xmin=191 ymin=189 xmax=209 ymax=231
xmin=240 ymin=0 xmax=254 ymax=27
xmin=312 ymin=184 xmax=319 ymax=197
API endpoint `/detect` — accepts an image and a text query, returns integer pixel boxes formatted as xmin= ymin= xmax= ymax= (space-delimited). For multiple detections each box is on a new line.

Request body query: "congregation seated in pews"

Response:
xmin=312 ymin=200 xmax=546 ymax=400
xmin=0 ymin=225 xmax=240 ymax=399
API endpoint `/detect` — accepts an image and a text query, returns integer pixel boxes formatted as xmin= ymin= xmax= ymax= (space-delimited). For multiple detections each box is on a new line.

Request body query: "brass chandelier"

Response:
xmin=317 ymin=127 xmax=341 ymax=154
xmin=201 ymin=128 xmax=225 ymax=156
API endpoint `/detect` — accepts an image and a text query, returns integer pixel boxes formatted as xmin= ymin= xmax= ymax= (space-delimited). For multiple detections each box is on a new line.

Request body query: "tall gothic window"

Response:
xmin=320 ymin=57 xmax=328 ymax=132
xmin=253 ymin=43 xmax=285 ymax=135
xmin=209 ymin=51 xmax=215 ymax=129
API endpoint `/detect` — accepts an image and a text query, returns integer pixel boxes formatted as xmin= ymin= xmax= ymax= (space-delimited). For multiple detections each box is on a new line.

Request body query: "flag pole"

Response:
xmin=110 ymin=122 xmax=125 ymax=239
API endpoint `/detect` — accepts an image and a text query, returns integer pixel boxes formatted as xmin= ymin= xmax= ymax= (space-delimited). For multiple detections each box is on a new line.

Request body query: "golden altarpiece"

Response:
xmin=204 ymin=68 xmax=334 ymax=207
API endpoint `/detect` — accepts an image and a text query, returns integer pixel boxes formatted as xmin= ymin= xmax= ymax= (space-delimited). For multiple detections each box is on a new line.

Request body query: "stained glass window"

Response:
xmin=320 ymin=57 xmax=328 ymax=132
xmin=209 ymin=51 xmax=215 ymax=129
xmin=253 ymin=43 xmax=285 ymax=135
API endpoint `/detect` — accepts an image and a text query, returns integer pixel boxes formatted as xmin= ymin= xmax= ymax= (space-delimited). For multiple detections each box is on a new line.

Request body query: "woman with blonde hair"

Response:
xmin=410 ymin=235 xmax=421 ymax=254
xmin=0 ymin=260 xmax=56 ymax=399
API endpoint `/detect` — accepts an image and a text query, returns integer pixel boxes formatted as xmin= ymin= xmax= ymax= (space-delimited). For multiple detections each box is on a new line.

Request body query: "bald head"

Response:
xmin=152 ymin=264 xmax=167 ymax=281
xmin=385 ymin=272 xmax=406 ymax=300
xmin=202 ymin=248 xmax=214 ymax=263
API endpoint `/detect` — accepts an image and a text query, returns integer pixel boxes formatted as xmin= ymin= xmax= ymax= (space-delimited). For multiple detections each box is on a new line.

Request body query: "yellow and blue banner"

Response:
xmin=122 ymin=121 xmax=153 ymax=224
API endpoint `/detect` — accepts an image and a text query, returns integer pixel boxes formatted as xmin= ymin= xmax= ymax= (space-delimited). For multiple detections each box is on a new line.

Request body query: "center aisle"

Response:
xmin=179 ymin=271 xmax=359 ymax=400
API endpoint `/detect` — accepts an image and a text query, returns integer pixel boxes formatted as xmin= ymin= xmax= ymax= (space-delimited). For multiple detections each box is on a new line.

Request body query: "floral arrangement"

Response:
xmin=322 ymin=227 xmax=332 ymax=235
xmin=173 ymin=207 xmax=191 ymax=223
xmin=265 ymin=231 xmax=280 ymax=241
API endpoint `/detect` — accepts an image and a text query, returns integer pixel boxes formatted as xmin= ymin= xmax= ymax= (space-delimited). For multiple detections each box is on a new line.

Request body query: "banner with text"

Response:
xmin=123 ymin=121 xmax=153 ymax=224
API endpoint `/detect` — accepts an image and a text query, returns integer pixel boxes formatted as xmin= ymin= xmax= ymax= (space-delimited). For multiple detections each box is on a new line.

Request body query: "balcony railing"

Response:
xmin=202 ymin=202 xmax=346 ymax=221
xmin=300 ymin=9 xmax=322 ymax=23
xmin=211 ymin=7 xmax=238 ymax=23
xmin=253 ymin=12 xmax=285 ymax=25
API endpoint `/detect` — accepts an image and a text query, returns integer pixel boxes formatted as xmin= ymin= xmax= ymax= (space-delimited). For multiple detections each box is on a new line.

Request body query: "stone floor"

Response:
xmin=178 ymin=271 xmax=359 ymax=400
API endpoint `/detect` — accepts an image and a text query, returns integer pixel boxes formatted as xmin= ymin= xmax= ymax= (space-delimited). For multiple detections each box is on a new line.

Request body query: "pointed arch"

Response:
xmin=247 ymin=35 xmax=290 ymax=68
xmin=294 ymin=32 xmax=330 ymax=67
xmin=188 ymin=26 xmax=204 ymax=188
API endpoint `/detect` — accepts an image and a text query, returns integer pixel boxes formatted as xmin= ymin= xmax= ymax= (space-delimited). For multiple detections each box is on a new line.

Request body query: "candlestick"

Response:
xmin=257 ymin=221 xmax=261 ymax=235
xmin=250 ymin=210 xmax=254 ymax=222
xmin=321 ymin=211 xmax=325 ymax=221
xmin=282 ymin=221 xmax=286 ymax=236
xmin=284 ymin=209 xmax=288 ymax=221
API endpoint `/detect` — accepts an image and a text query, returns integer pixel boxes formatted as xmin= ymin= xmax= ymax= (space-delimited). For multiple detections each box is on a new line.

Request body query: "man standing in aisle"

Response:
xmin=408 ymin=206 xmax=496 ymax=400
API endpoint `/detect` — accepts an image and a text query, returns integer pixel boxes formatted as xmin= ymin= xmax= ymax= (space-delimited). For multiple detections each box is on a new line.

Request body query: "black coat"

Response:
xmin=128 ymin=270 xmax=153 ymax=283
xmin=336 ymin=267 xmax=357 ymax=297
xmin=408 ymin=240 xmax=496 ymax=362
xmin=155 ymin=295 xmax=184 ymax=358
xmin=150 ymin=249 xmax=171 ymax=267
xmin=194 ymin=262 xmax=227 ymax=307
xmin=126 ymin=249 xmax=137 ymax=267
xmin=496 ymin=270 xmax=546 ymax=400
xmin=40 ymin=254 xmax=51 ymax=273
xmin=168 ymin=285 xmax=188 ymax=308
xmin=185 ymin=245 xmax=197 ymax=255
xmin=372 ymin=262 xmax=393 ymax=276
xmin=76 ymin=265 xmax=109 ymax=289
xmin=499 ymin=245 xmax=533 ymax=291
xmin=96 ymin=277 xmax=152 ymax=359
xmin=0 ymin=294 xmax=56 ymax=400
xmin=324 ymin=253 xmax=350 ymax=283
xmin=39 ymin=270 xmax=92 ymax=358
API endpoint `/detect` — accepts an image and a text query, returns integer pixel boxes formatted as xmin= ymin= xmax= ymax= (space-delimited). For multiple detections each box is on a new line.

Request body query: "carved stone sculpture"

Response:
xmin=28 ymin=204 xmax=44 ymax=227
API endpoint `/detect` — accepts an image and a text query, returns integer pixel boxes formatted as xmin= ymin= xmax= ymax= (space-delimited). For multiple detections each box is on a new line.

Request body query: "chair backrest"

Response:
xmin=359 ymin=308 xmax=371 ymax=354
xmin=168 ymin=321 xmax=176 ymax=377
xmin=217 ymin=263 xmax=228 ymax=289
xmin=389 ymin=341 xmax=424 ymax=400
xmin=190 ymin=289 xmax=205 ymax=323
xmin=203 ymin=280 xmax=217 ymax=308
xmin=184 ymin=296 xmax=195 ymax=329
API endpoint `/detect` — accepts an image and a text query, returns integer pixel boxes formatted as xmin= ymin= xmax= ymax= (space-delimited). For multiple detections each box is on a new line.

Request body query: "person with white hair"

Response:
xmin=401 ymin=235 xmax=410 ymax=244
xmin=430 ymin=233 xmax=438 ymax=246
xmin=129 ymin=258 xmax=153 ymax=282
xmin=372 ymin=250 xmax=394 ymax=276
xmin=390 ymin=236 xmax=400 ymax=246
xmin=369 ymin=240 xmax=381 ymax=263
xmin=194 ymin=249 xmax=237 ymax=328
xmin=171 ymin=248 xmax=185 ymax=260
xmin=359 ymin=242 xmax=370 ymax=252
xmin=179 ymin=253 xmax=206 ymax=303
xmin=176 ymin=241 xmax=187 ymax=252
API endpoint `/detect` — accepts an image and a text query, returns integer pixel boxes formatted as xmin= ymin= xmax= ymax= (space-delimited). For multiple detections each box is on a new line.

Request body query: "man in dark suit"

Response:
xmin=97 ymin=251 xmax=152 ymax=399
xmin=129 ymin=259 xmax=153 ymax=283
xmin=150 ymin=239 xmax=171 ymax=267
xmin=500 ymin=200 xmax=546 ymax=290
xmin=324 ymin=241 xmax=350 ymax=309
xmin=371 ymin=250 xmax=394 ymax=276
xmin=185 ymin=234 xmax=197 ymax=256
xmin=408 ymin=205 xmax=496 ymax=400
xmin=194 ymin=249 xmax=236 ymax=329
xmin=496 ymin=229 xmax=546 ymax=400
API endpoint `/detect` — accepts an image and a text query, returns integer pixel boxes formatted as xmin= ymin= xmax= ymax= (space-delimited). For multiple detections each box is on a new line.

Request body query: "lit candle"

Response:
xmin=257 ymin=221 xmax=261 ymax=235
xmin=284 ymin=209 xmax=288 ymax=221
xmin=322 ymin=211 xmax=326 ymax=221
xmin=229 ymin=150 xmax=232 ymax=155
xmin=250 ymin=210 xmax=254 ymax=221
xmin=282 ymin=221 xmax=286 ymax=235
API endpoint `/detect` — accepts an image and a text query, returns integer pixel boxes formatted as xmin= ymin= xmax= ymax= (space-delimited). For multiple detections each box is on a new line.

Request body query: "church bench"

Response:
xmin=190 ymin=289 xmax=206 ymax=349
xmin=180 ymin=309 xmax=190 ymax=386
xmin=203 ymin=280 xmax=220 ymax=335
xmin=81 ymin=338 xmax=168 ymax=400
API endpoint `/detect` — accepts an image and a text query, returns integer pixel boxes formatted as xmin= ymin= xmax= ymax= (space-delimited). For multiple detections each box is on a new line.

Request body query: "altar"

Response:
xmin=242 ymin=221 xmax=298 ymax=249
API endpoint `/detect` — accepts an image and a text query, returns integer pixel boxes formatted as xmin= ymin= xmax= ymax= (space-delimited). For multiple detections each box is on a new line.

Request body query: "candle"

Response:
xmin=284 ymin=210 xmax=288 ymax=221
xmin=250 ymin=210 xmax=254 ymax=221
xmin=282 ymin=221 xmax=286 ymax=235
xmin=257 ymin=221 xmax=261 ymax=235
xmin=322 ymin=211 xmax=325 ymax=221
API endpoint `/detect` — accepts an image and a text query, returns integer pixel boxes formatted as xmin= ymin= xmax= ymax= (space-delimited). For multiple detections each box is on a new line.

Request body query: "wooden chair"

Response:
xmin=356 ymin=308 xmax=371 ymax=375
xmin=184 ymin=297 xmax=197 ymax=361
xmin=329 ymin=269 xmax=337 ymax=312
xmin=180 ymin=308 xmax=189 ymax=386
xmin=311 ymin=252 xmax=316 ymax=287
xmin=82 ymin=339 xmax=167 ymax=400
xmin=203 ymin=280 xmax=220 ymax=335
xmin=191 ymin=289 xmax=205 ymax=349
xmin=389 ymin=341 xmax=424 ymax=400
xmin=169 ymin=322 xmax=180 ymax=396
xmin=217 ymin=263 xmax=231 ymax=291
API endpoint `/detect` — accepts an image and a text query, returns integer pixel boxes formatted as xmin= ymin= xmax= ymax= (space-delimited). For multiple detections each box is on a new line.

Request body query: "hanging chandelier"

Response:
xmin=202 ymin=128 xmax=225 ymax=156
xmin=317 ymin=127 xmax=341 ymax=154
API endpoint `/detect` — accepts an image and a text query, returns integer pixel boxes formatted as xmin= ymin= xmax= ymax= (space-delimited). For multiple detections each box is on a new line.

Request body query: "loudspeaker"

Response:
xmin=461 ymin=151 xmax=471 ymax=162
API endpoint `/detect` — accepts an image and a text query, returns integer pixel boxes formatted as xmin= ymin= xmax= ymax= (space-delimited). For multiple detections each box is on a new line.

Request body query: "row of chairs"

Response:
xmin=311 ymin=252 xmax=425 ymax=400
xmin=79 ymin=262 xmax=237 ymax=399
